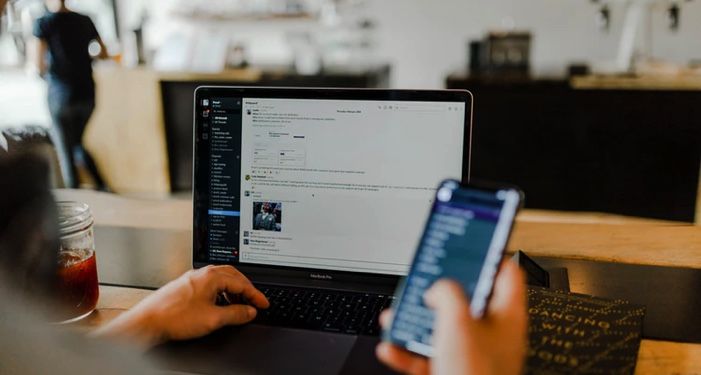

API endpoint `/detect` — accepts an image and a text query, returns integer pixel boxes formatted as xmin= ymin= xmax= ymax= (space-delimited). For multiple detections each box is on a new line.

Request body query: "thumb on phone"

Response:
xmin=424 ymin=279 xmax=474 ymax=328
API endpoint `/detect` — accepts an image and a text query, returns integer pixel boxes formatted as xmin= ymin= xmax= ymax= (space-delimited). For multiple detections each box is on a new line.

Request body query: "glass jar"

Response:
xmin=55 ymin=201 xmax=99 ymax=323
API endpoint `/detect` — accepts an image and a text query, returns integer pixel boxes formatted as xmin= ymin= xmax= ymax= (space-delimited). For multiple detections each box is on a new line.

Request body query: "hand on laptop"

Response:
xmin=93 ymin=265 xmax=269 ymax=348
xmin=376 ymin=261 xmax=527 ymax=375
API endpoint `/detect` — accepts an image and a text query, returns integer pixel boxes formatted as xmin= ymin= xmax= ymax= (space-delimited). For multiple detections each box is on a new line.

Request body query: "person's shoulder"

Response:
xmin=33 ymin=13 xmax=54 ymax=37
xmin=34 ymin=12 xmax=54 ymax=26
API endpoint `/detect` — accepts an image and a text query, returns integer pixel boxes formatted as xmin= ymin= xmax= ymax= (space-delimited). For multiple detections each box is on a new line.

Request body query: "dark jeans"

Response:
xmin=48 ymin=92 xmax=106 ymax=189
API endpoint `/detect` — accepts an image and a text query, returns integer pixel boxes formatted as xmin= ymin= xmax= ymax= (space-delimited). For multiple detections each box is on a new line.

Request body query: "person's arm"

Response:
xmin=30 ymin=18 xmax=48 ymax=77
xmin=94 ymin=36 xmax=110 ymax=60
xmin=92 ymin=265 xmax=269 ymax=349
xmin=32 ymin=38 xmax=48 ymax=77
xmin=85 ymin=17 xmax=109 ymax=60
xmin=376 ymin=261 xmax=528 ymax=375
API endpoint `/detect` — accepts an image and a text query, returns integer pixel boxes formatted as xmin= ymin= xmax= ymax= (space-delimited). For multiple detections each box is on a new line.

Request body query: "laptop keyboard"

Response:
xmin=252 ymin=284 xmax=395 ymax=336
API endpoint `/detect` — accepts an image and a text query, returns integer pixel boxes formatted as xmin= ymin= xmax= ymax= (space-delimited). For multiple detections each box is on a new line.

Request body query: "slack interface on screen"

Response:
xmin=198 ymin=97 xmax=243 ymax=263
xmin=198 ymin=97 xmax=465 ymax=275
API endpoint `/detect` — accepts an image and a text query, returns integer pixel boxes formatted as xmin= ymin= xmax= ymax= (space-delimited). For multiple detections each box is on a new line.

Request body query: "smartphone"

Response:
xmin=384 ymin=179 xmax=523 ymax=357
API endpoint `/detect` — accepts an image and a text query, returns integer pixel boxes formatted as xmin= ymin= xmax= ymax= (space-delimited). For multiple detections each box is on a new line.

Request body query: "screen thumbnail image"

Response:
xmin=252 ymin=201 xmax=282 ymax=232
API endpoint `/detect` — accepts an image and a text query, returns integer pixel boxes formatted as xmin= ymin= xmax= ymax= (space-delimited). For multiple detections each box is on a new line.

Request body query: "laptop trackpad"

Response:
xmin=148 ymin=324 xmax=357 ymax=375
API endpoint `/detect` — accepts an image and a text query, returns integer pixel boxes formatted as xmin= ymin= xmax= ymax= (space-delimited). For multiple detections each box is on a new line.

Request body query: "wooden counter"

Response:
xmin=84 ymin=67 xmax=264 ymax=196
xmin=571 ymin=74 xmax=701 ymax=91
xmin=55 ymin=189 xmax=701 ymax=374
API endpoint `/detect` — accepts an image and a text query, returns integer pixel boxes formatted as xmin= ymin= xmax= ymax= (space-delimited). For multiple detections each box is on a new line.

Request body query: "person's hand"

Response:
xmin=376 ymin=261 xmax=527 ymax=375
xmin=93 ymin=265 xmax=269 ymax=348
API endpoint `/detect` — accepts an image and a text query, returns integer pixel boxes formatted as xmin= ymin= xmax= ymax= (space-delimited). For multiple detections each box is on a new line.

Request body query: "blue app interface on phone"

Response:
xmin=389 ymin=183 xmax=515 ymax=356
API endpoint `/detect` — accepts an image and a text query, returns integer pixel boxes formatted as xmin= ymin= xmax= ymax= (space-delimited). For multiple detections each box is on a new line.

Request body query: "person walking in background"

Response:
xmin=32 ymin=0 xmax=109 ymax=189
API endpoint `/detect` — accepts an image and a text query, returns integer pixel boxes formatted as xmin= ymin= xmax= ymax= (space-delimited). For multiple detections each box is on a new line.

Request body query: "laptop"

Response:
xmin=152 ymin=87 xmax=472 ymax=374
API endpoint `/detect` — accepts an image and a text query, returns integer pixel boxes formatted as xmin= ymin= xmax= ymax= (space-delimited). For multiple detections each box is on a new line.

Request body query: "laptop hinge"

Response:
xmin=249 ymin=273 xmax=398 ymax=295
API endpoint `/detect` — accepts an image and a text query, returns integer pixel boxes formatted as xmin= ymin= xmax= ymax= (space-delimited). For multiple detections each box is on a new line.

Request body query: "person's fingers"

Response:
xmin=424 ymin=279 xmax=473 ymax=326
xmin=209 ymin=266 xmax=271 ymax=308
xmin=215 ymin=304 xmax=258 ymax=327
xmin=376 ymin=342 xmax=430 ymax=375
xmin=229 ymin=281 xmax=270 ymax=309
xmin=379 ymin=309 xmax=393 ymax=328
xmin=423 ymin=279 xmax=473 ymax=370
xmin=488 ymin=261 xmax=529 ymax=367
xmin=376 ymin=309 xmax=428 ymax=374
xmin=487 ymin=261 xmax=526 ymax=322
xmin=211 ymin=271 xmax=270 ymax=309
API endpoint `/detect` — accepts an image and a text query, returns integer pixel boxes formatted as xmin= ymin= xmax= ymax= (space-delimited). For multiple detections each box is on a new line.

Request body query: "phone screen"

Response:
xmin=385 ymin=180 xmax=521 ymax=357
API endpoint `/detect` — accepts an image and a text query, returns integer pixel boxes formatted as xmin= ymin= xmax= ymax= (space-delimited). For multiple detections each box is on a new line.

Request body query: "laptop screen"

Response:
xmin=193 ymin=88 xmax=470 ymax=276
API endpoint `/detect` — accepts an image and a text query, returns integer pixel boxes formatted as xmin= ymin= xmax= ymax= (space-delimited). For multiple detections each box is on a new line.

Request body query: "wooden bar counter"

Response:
xmin=56 ymin=189 xmax=701 ymax=374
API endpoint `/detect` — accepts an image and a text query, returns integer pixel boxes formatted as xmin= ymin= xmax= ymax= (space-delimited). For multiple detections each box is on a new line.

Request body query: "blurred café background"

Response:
xmin=1 ymin=0 xmax=700 ymax=223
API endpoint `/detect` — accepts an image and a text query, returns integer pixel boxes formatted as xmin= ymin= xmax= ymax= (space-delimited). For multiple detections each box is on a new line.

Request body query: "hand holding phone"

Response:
xmin=377 ymin=261 xmax=528 ymax=375
xmin=383 ymin=179 xmax=522 ymax=357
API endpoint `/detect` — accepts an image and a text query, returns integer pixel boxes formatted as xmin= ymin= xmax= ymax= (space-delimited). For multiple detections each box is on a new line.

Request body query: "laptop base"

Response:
xmin=148 ymin=324 xmax=394 ymax=375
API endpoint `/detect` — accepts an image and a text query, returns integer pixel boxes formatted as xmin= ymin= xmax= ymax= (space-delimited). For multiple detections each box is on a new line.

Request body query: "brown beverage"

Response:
xmin=55 ymin=201 xmax=99 ymax=322
xmin=55 ymin=248 xmax=99 ymax=322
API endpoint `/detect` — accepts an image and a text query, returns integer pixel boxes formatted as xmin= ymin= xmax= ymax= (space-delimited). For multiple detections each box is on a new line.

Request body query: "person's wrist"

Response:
xmin=93 ymin=304 xmax=166 ymax=349
xmin=128 ymin=303 xmax=171 ymax=347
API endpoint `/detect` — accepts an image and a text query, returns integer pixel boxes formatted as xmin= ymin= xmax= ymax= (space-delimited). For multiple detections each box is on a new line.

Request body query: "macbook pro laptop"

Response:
xmin=153 ymin=87 xmax=472 ymax=374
